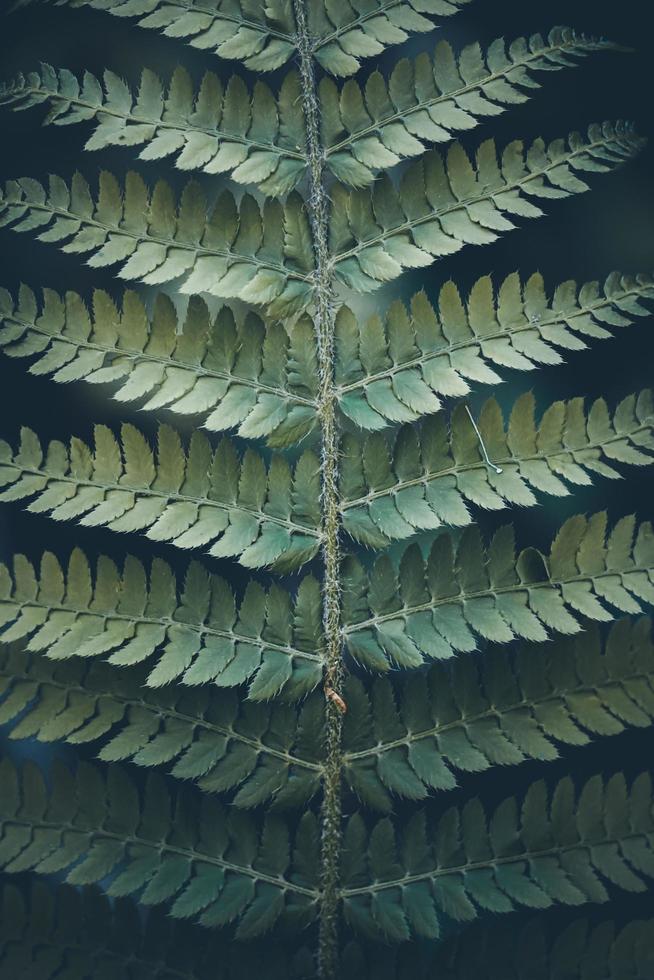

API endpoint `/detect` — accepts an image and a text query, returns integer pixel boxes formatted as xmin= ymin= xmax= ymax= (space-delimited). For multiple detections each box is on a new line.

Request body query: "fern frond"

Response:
xmin=343 ymin=618 xmax=654 ymax=808
xmin=0 ymin=287 xmax=319 ymax=446
xmin=11 ymin=0 xmax=299 ymax=72
xmin=12 ymin=0 xmax=469 ymax=76
xmin=0 ymin=643 xmax=324 ymax=807
xmin=335 ymin=271 xmax=654 ymax=429
xmin=309 ymin=0 xmax=471 ymax=77
xmin=0 ymin=881 xmax=321 ymax=980
xmin=342 ymin=512 xmax=654 ymax=670
xmin=340 ymin=391 xmax=654 ymax=546
xmin=0 ymin=423 xmax=322 ymax=570
xmin=0 ymin=65 xmax=307 ymax=196
xmin=0 ymin=549 xmax=324 ymax=698
xmin=341 ymin=770 xmax=654 ymax=941
xmin=322 ymin=28 xmax=618 ymax=186
xmin=0 ymin=173 xmax=315 ymax=314
xmin=4 ymin=0 xmax=654 ymax=966
xmin=3 ymin=880 xmax=652 ymax=980
xmin=0 ymin=755 xmax=320 ymax=935
xmin=349 ymin=916 xmax=654 ymax=978
xmin=331 ymin=124 xmax=643 ymax=291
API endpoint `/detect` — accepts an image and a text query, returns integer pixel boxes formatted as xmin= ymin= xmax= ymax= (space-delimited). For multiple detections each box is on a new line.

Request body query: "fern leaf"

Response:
xmin=15 ymin=0 xmax=471 ymax=76
xmin=0 ymin=643 xmax=325 ymax=807
xmin=340 ymin=391 xmax=654 ymax=545
xmin=19 ymin=1 xmax=470 ymax=78
xmin=0 ymin=755 xmax=320 ymax=935
xmin=0 ymin=173 xmax=314 ymax=314
xmin=330 ymin=124 xmax=643 ymax=291
xmin=2 ymin=884 xmax=651 ymax=980
xmin=0 ymin=880 xmax=322 ymax=980
xmin=308 ymin=0 xmax=471 ymax=77
xmin=0 ymin=287 xmax=319 ymax=446
xmin=2 ymin=880 xmax=652 ymax=980
xmin=343 ymin=618 xmax=654 ymax=808
xmin=0 ymin=423 xmax=322 ymax=570
xmin=341 ymin=770 xmax=654 ymax=941
xmin=12 ymin=0 xmax=299 ymax=72
xmin=462 ymin=917 xmax=654 ymax=980
xmin=340 ymin=914 xmax=654 ymax=978
xmin=0 ymin=65 xmax=307 ymax=196
xmin=342 ymin=512 xmax=654 ymax=670
xmin=0 ymin=549 xmax=324 ymax=698
xmin=322 ymin=28 xmax=618 ymax=186
xmin=335 ymin=271 xmax=654 ymax=429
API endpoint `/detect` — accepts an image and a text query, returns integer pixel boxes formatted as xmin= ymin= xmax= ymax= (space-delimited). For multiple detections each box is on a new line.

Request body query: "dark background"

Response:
xmin=0 ymin=0 xmax=654 ymax=940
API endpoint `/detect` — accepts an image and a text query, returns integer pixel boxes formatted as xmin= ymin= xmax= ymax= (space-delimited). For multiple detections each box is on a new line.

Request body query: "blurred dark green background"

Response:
xmin=0 ymin=0 xmax=653 ymax=940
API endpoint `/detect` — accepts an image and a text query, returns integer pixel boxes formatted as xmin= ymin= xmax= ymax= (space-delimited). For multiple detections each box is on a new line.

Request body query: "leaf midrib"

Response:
xmin=1 ymin=307 xmax=319 ymax=408
xmin=335 ymin=285 xmax=651 ymax=396
xmin=342 ymin=564 xmax=648 ymax=635
xmin=7 ymin=459 xmax=323 ymax=538
xmin=343 ymin=665 xmax=653 ymax=760
xmin=331 ymin=133 xmax=636 ymax=265
xmin=340 ymin=826 xmax=651 ymax=896
xmin=0 ymin=814 xmax=320 ymax=897
xmin=340 ymin=421 xmax=653 ymax=510
xmin=312 ymin=0 xmax=425 ymax=52
xmin=3 ymin=597 xmax=323 ymax=664
xmin=325 ymin=37 xmax=609 ymax=156
xmin=0 ymin=658 xmax=323 ymax=770
xmin=123 ymin=0 xmax=296 ymax=44
xmin=2 ymin=197 xmax=313 ymax=283
xmin=8 ymin=82 xmax=307 ymax=160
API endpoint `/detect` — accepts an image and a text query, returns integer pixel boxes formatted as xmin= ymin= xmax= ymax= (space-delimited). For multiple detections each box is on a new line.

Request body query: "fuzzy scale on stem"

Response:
xmin=292 ymin=2 xmax=344 ymax=976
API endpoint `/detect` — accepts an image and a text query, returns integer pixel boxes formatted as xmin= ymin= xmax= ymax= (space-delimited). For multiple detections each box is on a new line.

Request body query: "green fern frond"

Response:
xmin=335 ymin=271 xmax=654 ymax=429
xmin=11 ymin=0 xmax=470 ymax=76
xmin=2 ymin=0 xmax=653 ymax=970
xmin=341 ymin=770 xmax=654 ymax=941
xmin=11 ymin=0 xmax=300 ymax=72
xmin=331 ymin=123 xmax=643 ymax=291
xmin=343 ymin=617 xmax=654 ymax=808
xmin=340 ymin=391 xmax=654 ymax=546
xmin=10 ymin=613 xmax=654 ymax=813
xmin=2 ymin=879 xmax=652 ymax=980
xmin=0 ymin=423 xmax=322 ymax=570
xmin=322 ymin=28 xmax=619 ymax=186
xmin=0 ymin=172 xmax=314 ymax=313
xmin=343 ymin=914 xmax=654 ymax=978
xmin=0 ymin=644 xmax=325 ymax=807
xmin=0 ymin=549 xmax=324 ymax=697
xmin=308 ymin=0 xmax=472 ymax=76
xmin=0 ymin=880 xmax=322 ymax=980
xmin=6 ymin=755 xmax=650 ymax=946
xmin=0 ymin=65 xmax=307 ymax=195
xmin=0 ymin=287 xmax=319 ymax=445
xmin=1 ymin=28 xmax=614 ymax=194
xmin=342 ymin=512 xmax=654 ymax=670
xmin=9 ymin=272 xmax=648 ymax=445
xmin=0 ymin=755 xmax=321 ymax=935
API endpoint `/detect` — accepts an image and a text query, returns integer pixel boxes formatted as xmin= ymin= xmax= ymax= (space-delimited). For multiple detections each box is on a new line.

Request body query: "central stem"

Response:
xmin=293 ymin=3 xmax=344 ymax=977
